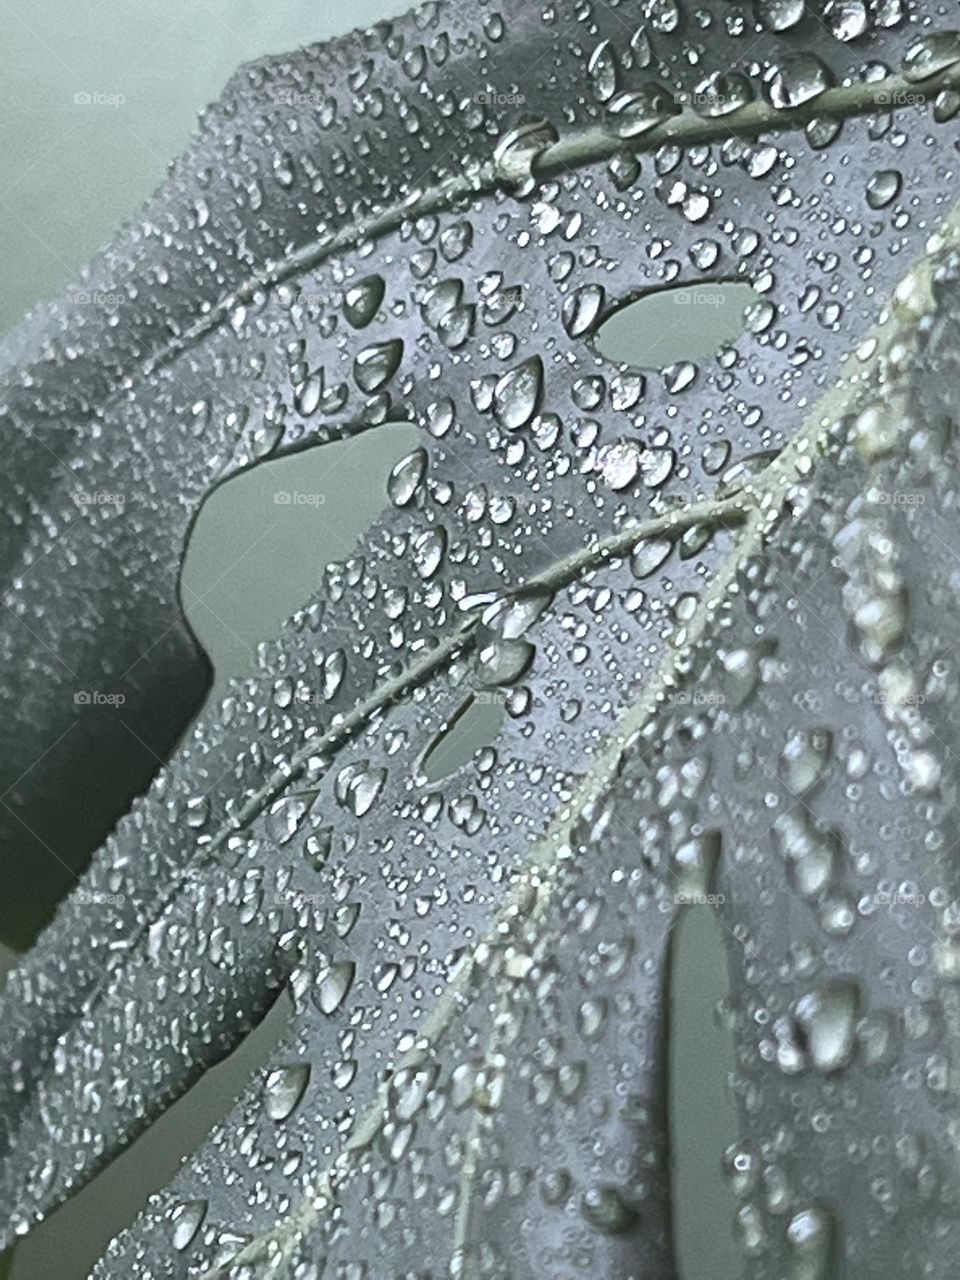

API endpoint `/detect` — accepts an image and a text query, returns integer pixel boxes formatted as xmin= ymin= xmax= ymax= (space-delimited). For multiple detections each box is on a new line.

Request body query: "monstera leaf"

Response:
xmin=3 ymin=2 xmax=960 ymax=1276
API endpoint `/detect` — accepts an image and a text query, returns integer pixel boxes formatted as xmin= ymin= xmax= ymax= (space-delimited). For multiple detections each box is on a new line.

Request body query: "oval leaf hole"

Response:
xmin=420 ymin=694 xmax=506 ymax=782
xmin=595 ymin=282 xmax=756 ymax=369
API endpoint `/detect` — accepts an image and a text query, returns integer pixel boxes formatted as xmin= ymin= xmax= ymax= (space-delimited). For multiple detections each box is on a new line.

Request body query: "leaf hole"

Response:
xmin=419 ymin=693 xmax=506 ymax=782
xmin=669 ymin=904 xmax=743 ymax=1280
xmin=181 ymin=422 xmax=420 ymax=693
xmin=594 ymin=281 xmax=757 ymax=370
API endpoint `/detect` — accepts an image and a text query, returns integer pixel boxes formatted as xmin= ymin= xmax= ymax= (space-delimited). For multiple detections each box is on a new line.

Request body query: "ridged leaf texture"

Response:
xmin=3 ymin=2 xmax=960 ymax=1277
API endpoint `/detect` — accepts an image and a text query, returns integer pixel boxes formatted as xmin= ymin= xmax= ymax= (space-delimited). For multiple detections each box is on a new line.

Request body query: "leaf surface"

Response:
xmin=2 ymin=3 xmax=960 ymax=1278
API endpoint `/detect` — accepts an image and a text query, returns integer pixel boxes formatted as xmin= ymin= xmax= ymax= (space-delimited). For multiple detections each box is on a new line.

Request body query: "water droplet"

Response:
xmin=494 ymin=357 xmax=543 ymax=431
xmin=315 ymin=960 xmax=355 ymax=1015
xmin=692 ymin=71 xmax=754 ymax=117
xmin=476 ymin=635 xmax=535 ymax=687
xmin=903 ymin=31 xmax=960 ymax=83
xmin=343 ymin=275 xmax=385 ymax=328
xmin=338 ymin=764 xmax=386 ymax=817
xmin=492 ymin=121 xmax=558 ymax=184
xmin=639 ymin=446 xmax=675 ymax=489
xmin=779 ymin=729 xmax=832 ymax=796
xmin=794 ymin=980 xmax=859 ymax=1072
xmin=263 ymin=1063 xmax=311 ymax=1121
xmin=631 ymin=537 xmax=673 ymax=579
xmin=769 ymin=55 xmax=833 ymax=110
xmin=387 ymin=449 xmax=427 ymax=507
xmin=866 ymin=169 xmax=901 ymax=210
xmin=597 ymin=440 xmax=641 ymax=490
xmin=581 ymin=1185 xmax=639 ymax=1235
xmin=354 ymin=339 xmax=403 ymax=393
xmin=823 ymin=0 xmax=867 ymax=41
xmin=772 ymin=812 xmax=837 ymax=901
xmin=607 ymin=82 xmax=681 ymax=138
xmin=588 ymin=39 xmax=619 ymax=103
xmin=170 ymin=1200 xmax=208 ymax=1252
xmin=295 ymin=372 xmax=323 ymax=417
xmin=413 ymin=527 xmax=447 ymax=579
xmin=563 ymin=284 xmax=605 ymax=337
xmin=786 ymin=1205 xmax=834 ymax=1279
xmin=389 ymin=1062 xmax=438 ymax=1121
xmin=266 ymin=795 xmax=310 ymax=846
xmin=481 ymin=588 xmax=552 ymax=639
xmin=755 ymin=0 xmax=804 ymax=32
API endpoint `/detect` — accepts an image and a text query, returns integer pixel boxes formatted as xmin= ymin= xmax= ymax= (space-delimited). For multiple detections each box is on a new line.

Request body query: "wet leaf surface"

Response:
xmin=2 ymin=3 xmax=960 ymax=1277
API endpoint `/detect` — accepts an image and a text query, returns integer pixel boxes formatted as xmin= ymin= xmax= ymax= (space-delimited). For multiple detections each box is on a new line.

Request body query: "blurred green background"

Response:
xmin=0 ymin=6 xmax=743 ymax=1277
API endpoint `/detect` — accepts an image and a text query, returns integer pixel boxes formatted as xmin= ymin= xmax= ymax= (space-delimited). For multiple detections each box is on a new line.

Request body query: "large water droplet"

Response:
xmin=607 ymin=82 xmax=681 ymax=138
xmin=779 ymin=729 xmax=832 ymax=796
xmin=387 ymin=448 xmax=427 ymax=507
xmin=794 ymin=980 xmax=859 ymax=1072
xmin=476 ymin=635 xmax=535 ymax=687
xmin=354 ymin=339 xmax=403 ymax=393
xmin=754 ymin=0 xmax=805 ymax=32
xmin=903 ymin=31 xmax=960 ymax=83
xmin=263 ymin=1063 xmax=311 ymax=1121
xmin=343 ymin=275 xmax=385 ymax=328
xmin=786 ymin=1205 xmax=835 ymax=1279
xmin=170 ymin=1200 xmax=208 ymax=1252
xmin=562 ymin=284 xmax=605 ymax=337
xmin=494 ymin=357 xmax=544 ymax=431
xmin=692 ymin=71 xmax=754 ymax=117
xmin=865 ymin=169 xmax=902 ymax=210
xmin=315 ymin=960 xmax=355 ymax=1015
xmin=769 ymin=55 xmax=833 ymax=109
xmin=597 ymin=440 xmax=641 ymax=491
xmin=823 ymin=0 xmax=867 ymax=41
xmin=581 ymin=1185 xmax=639 ymax=1235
